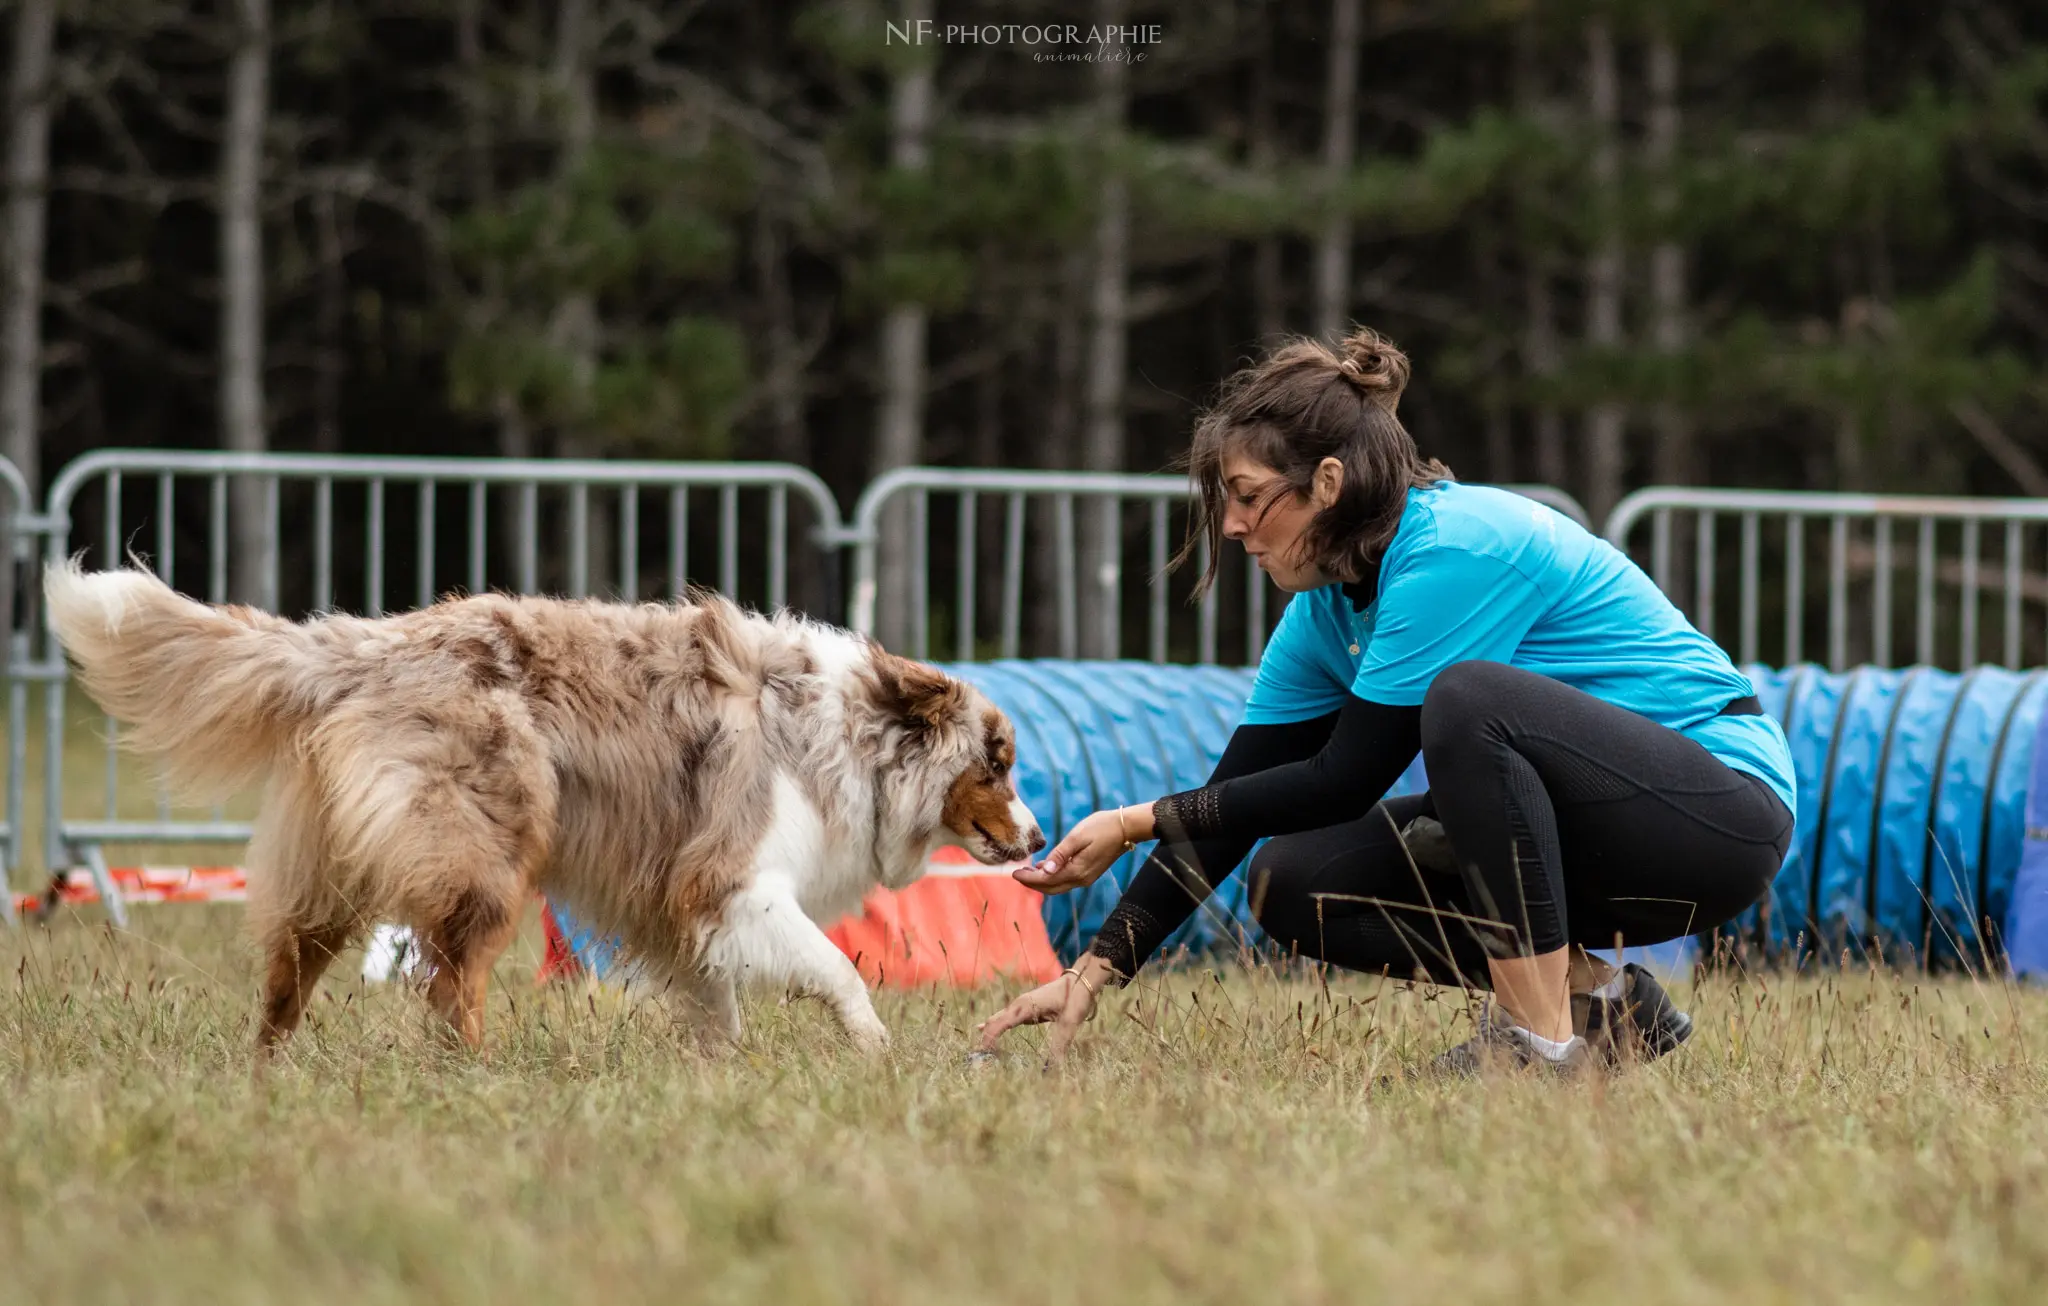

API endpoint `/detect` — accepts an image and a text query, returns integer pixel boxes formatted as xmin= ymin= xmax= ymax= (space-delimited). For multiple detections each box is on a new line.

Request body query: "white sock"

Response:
xmin=1589 ymin=973 xmax=1625 ymax=1001
xmin=1511 ymin=1025 xmax=1584 ymax=1062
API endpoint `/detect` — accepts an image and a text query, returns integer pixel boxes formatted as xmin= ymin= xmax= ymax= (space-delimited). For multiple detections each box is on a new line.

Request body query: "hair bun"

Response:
xmin=1336 ymin=327 xmax=1410 ymax=412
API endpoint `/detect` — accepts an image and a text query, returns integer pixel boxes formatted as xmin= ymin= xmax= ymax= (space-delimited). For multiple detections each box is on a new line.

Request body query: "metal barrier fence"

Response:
xmin=846 ymin=467 xmax=1591 ymax=662
xmin=0 ymin=455 xmax=45 ymax=924
xmin=1606 ymin=488 xmax=2048 ymax=674
xmin=36 ymin=451 xmax=842 ymax=913
xmin=12 ymin=452 xmax=2048 ymax=924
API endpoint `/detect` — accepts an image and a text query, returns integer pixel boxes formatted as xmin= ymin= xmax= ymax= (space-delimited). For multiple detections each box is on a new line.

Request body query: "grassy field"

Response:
xmin=4 ymin=908 xmax=2048 ymax=1305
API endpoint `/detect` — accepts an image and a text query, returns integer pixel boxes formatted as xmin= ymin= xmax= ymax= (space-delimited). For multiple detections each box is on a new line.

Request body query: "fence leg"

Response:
xmin=78 ymin=843 xmax=127 ymax=929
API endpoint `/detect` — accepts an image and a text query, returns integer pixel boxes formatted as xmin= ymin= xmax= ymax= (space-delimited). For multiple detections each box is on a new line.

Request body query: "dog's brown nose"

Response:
xmin=1027 ymin=828 xmax=1047 ymax=854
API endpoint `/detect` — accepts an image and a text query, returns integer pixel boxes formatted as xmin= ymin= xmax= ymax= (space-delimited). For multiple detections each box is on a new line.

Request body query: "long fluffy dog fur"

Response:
xmin=44 ymin=560 xmax=1044 ymax=1054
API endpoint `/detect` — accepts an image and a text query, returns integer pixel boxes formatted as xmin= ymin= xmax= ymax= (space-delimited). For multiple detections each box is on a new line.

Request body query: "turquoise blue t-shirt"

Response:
xmin=1244 ymin=481 xmax=1798 ymax=817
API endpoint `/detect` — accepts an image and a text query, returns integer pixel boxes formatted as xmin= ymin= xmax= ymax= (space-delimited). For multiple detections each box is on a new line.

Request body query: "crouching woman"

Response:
xmin=975 ymin=328 xmax=1795 ymax=1074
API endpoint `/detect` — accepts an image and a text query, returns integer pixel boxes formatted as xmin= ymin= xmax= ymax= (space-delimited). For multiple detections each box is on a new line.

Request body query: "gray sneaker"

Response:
xmin=1428 ymin=1002 xmax=1594 ymax=1079
xmin=1582 ymin=963 xmax=1693 ymax=1065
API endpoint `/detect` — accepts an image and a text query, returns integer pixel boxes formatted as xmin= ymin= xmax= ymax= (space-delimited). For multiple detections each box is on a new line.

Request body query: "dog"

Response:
xmin=43 ymin=561 xmax=1045 ymax=1055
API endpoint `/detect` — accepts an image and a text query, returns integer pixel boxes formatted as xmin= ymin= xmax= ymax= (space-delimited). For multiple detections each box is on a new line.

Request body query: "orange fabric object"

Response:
xmin=13 ymin=866 xmax=246 ymax=913
xmin=824 ymin=849 xmax=1062 ymax=988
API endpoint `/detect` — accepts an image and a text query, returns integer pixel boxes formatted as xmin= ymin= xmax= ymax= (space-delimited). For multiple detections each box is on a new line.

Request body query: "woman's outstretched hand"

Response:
xmin=975 ymin=953 xmax=1120 ymax=1062
xmin=1011 ymin=805 xmax=1151 ymax=895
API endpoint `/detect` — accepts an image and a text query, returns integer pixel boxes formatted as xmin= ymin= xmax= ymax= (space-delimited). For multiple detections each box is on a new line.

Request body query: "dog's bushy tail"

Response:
xmin=44 ymin=560 xmax=343 ymax=799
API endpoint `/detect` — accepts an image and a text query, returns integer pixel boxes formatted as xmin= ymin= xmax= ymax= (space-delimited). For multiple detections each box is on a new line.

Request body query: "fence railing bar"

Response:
xmin=366 ymin=478 xmax=385 ymax=617
xmin=1873 ymin=516 xmax=1891 ymax=668
xmin=1197 ymin=533 xmax=1218 ymax=665
xmin=1094 ymin=497 xmax=1120 ymax=660
xmin=720 ymin=484 xmax=740 ymax=608
xmin=1740 ymin=510 xmax=1759 ymax=666
xmin=1962 ymin=517 xmax=1980 ymax=672
xmin=154 ymin=474 xmax=176 ymax=825
xmin=1001 ymin=492 xmax=1024 ymax=660
xmin=1828 ymin=514 xmax=1848 ymax=672
xmin=1918 ymin=517 xmax=1935 ymax=667
xmin=908 ymin=488 xmax=928 ymax=660
xmin=2006 ymin=520 xmax=2023 ymax=670
xmin=620 ymin=485 xmax=640 ymax=602
xmin=417 ymin=479 xmax=436 ymax=611
xmin=313 ymin=479 xmax=332 ymax=613
xmin=1786 ymin=516 xmax=1804 ymax=666
xmin=155 ymin=473 xmax=175 ymax=590
xmin=568 ymin=482 xmax=589 ymax=600
xmin=768 ymin=485 xmax=788 ymax=612
xmin=208 ymin=474 xmax=226 ymax=605
xmin=1149 ymin=499 xmax=1168 ymax=665
xmin=468 ymin=480 xmax=487 ymax=596
xmin=262 ymin=476 xmax=280 ymax=614
xmin=956 ymin=491 xmax=976 ymax=663
xmin=669 ymin=486 xmax=688 ymax=599
xmin=518 ymin=483 xmax=538 ymax=596
xmin=1652 ymin=506 xmax=1672 ymax=595
xmin=1696 ymin=510 xmax=1716 ymax=640
xmin=102 ymin=471 xmax=120 ymax=825
xmin=1055 ymin=494 xmax=1077 ymax=661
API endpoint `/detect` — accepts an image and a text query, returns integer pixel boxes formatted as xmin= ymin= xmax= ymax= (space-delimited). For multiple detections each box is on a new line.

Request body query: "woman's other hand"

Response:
xmin=975 ymin=953 xmax=1119 ymax=1061
xmin=1012 ymin=805 xmax=1151 ymax=895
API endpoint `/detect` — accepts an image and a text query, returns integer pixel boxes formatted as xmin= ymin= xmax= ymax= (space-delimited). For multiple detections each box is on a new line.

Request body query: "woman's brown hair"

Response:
xmin=1173 ymin=326 xmax=1453 ymax=598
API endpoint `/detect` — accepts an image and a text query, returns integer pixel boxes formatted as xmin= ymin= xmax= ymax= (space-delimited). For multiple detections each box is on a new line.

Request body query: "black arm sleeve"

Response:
xmin=1086 ymin=695 xmax=1421 ymax=980
xmin=1159 ymin=695 xmax=1422 ymax=843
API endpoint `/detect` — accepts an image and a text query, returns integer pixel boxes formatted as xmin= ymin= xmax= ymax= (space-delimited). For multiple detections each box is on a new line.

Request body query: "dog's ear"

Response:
xmin=872 ymin=650 xmax=962 ymax=733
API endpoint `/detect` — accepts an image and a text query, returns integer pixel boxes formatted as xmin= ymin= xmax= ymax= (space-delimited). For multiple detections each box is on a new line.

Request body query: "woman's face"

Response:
xmin=1219 ymin=451 xmax=1342 ymax=592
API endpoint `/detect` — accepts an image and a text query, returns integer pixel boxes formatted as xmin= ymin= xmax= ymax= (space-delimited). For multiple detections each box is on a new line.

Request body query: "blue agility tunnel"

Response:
xmin=944 ymin=661 xmax=2048 ymax=972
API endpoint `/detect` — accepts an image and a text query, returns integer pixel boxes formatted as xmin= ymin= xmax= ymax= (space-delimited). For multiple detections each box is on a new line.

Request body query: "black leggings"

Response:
xmin=1245 ymin=661 xmax=1794 ymax=987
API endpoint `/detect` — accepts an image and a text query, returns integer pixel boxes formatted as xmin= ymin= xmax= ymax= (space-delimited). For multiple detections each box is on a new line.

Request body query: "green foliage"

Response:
xmin=590 ymin=317 xmax=751 ymax=457
xmin=33 ymin=0 xmax=2048 ymax=505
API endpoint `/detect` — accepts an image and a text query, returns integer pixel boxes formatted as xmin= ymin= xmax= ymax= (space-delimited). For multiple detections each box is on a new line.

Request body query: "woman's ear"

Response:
xmin=1311 ymin=456 xmax=1346 ymax=509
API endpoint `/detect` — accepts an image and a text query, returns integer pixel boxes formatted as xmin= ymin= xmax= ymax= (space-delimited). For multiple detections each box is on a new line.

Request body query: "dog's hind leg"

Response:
xmin=667 ymin=969 xmax=742 ymax=1053
xmin=420 ymin=886 xmax=524 ymax=1051
xmin=704 ymin=875 xmax=888 ymax=1054
xmin=316 ymin=694 xmax=556 ymax=1053
xmin=247 ymin=773 xmax=363 ymax=1053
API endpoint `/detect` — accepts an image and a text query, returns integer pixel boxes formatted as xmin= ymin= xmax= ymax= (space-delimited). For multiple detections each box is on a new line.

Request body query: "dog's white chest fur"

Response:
xmin=754 ymin=770 xmax=883 ymax=924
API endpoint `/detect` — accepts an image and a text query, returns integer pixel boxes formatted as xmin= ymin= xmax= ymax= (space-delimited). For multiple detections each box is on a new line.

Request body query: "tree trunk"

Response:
xmin=549 ymin=0 xmax=611 ymax=597
xmin=1479 ymin=239 xmax=1514 ymax=482
xmin=1031 ymin=251 xmax=1086 ymax=657
xmin=872 ymin=0 xmax=933 ymax=651
xmin=221 ymin=0 xmax=272 ymax=607
xmin=970 ymin=330 xmax=1004 ymax=657
xmin=3 ymin=0 xmax=54 ymax=497
xmin=1079 ymin=0 xmax=1131 ymax=659
xmin=1249 ymin=0 xmax=1284 ymax=344
xmin=1313 ymin=0 xmax=1363 ymax=343
xmin=311 ymin=190 xmax=344 ymax=455
xmin=1515 ymin=15 xmax=1566 ymax=492
xmin=1647 ymin=25 xmax=1693 ymax=488
xmin=1583 ymin=17 xmax=1626 ymax=525
xmin=454 ymin=0 xmax=529 ymax=593
xmin=752 ymin=209 xmax=819 ymax=613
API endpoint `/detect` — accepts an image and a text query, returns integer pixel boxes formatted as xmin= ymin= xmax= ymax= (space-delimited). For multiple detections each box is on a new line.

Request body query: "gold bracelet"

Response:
xmin=1116 ymin=806 xmax=1137 ymax=854
xmin=1063 ymin=964 xmax=1101 ymax=1020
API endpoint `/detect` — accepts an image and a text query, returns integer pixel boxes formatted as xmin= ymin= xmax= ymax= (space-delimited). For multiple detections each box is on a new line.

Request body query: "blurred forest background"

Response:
xmin=6 ymin=0 xmax=2048 ymax=544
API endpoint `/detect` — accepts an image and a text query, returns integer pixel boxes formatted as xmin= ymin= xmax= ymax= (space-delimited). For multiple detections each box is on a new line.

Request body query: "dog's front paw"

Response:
xmin=843 ymin=1013 xmax=891 ymax=1056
